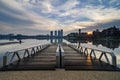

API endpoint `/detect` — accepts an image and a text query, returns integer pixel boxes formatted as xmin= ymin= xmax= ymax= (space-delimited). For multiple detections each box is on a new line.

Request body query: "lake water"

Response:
xmin=0 ymin=39 xmax=120 ymax=68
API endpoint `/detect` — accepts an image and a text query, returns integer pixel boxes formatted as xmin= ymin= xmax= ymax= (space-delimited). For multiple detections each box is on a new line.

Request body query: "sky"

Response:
xmin=0 ymin=0 xmax=120 ymax=35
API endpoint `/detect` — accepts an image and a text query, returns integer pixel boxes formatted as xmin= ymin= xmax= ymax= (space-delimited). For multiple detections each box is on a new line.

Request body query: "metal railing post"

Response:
xmin=112 ymin=56 xmax=116 ymax=67
xmin=111 ymin=52 xmax=117 ymax=66
xmin=3 ymin=55 xmax=7 ymax=67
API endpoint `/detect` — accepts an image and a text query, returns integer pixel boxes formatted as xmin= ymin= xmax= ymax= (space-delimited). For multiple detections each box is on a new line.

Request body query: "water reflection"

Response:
xmin=1 ymin=38 xmax=120 ymax=50
xmin=50 ymin=38 xmax=63 ymax=43
xmin=66 ymin=38 xmax=120 ymax=50
xmin=92 ymin=40 xmax=120 ymax=50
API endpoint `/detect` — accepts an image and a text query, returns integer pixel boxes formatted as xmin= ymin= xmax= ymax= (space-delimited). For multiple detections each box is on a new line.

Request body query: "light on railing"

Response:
xmin=68 ymin=43 xmax=117 ymax=67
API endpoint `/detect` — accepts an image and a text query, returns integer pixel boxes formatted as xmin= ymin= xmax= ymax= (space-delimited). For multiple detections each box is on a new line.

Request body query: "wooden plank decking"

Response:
xmin=3 ymin=44 xmax=57 ymax=70
xmin=62 ymin=44 xmax=119 ymax=71
xmin=1 ymin=43 xmax=119 ymax=71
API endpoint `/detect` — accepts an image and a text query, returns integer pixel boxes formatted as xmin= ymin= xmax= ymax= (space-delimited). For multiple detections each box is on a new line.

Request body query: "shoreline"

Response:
xmin=0 ymin=42 xmax=21 ymax=46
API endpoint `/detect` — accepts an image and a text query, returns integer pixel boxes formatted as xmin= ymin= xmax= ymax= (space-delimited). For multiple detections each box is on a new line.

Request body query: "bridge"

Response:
xmin=0 ymin=43 xmax=119 ymax=71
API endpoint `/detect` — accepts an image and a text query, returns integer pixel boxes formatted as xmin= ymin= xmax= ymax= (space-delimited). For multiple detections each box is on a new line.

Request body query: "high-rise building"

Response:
xmin=50 ymin=29 xmax=63 ymax=38
xmin=60 ymin=29 xmax=63 ymax=37
xmin=50 ymin=31 xmax=53 ymax=38
xmin=54 ymin=30 xmax=57 ymax=37
xmin=58 ymin=30 xmax=61 ymax=38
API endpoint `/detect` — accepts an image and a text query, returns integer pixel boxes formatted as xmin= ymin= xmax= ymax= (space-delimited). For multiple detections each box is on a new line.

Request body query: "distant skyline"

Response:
xmin=0 ymin=0 xmax=120 ymax=35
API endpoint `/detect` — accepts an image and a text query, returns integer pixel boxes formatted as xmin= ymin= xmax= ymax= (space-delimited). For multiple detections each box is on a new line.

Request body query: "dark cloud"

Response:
xmin=0 ymin=1 xmax=35 ymax=27
xmin=82 ymin=20 xmax=120 ymax=32
xmin=0 ymin=11 xmax=34 ymax=26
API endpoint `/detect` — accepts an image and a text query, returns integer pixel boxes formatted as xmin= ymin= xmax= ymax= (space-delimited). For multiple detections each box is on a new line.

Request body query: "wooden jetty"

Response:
xmin=0 ymin=43 xmax=119 ymax=71
xmin=63 ymin=44 xmax=118 ymax=70
xmin=1 ymin=44 xmax=57 ymax=70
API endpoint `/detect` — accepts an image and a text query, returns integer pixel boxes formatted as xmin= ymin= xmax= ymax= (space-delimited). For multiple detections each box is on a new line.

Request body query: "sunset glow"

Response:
xmin=87 ymin=32 xmax=92 ymax=35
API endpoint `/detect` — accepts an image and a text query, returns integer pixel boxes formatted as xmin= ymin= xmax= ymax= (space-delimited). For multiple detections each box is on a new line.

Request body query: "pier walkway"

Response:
xmin=2 ymin=44 xmax=57 ymax=70
xmin=0 ymin=43 xmax=119 ymax=71
xmin=63 ymin=44 xmax=118 ymax=70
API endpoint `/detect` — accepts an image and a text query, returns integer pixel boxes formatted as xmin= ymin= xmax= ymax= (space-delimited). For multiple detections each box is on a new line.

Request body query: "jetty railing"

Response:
xmin=3 ymin=44 xmax=50 ymax=68
xmin=56 ymin=44 xmax=64 ymax=68
xmin=67 ymin=43 xmax=117 ymax=67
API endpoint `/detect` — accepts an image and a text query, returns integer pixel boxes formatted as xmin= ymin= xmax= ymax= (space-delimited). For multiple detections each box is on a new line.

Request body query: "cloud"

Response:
xmin=98 ymin=0 xmax=103 ymax=4
xmin=59 ymin=0 xmax=80 ymax=10
xmin=0 ymin=0 xmax=120 ymax=35
xmin=83 ymin=5 xmax=120 ymax=22
xmin=62 ymin=5 xmax=120 ymax=30
xmin=0 ymin=0 xmax=61 ymax=34
xmin=81 ymin=20 xmax=120 ymax=32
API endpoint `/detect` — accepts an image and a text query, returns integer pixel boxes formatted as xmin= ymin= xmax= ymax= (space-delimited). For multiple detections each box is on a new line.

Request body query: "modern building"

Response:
xmin=60 ymin=29 xmax=63 ymax=38
xmin=54 ymin=30 xmax=57 ymax=38
xmin=50 ymin=31 xmax=53 ymax=38
xmin=50 ymin=29 xmax=63 ymax=38
xmin=58 ymin=30 xmax=61 ymax=38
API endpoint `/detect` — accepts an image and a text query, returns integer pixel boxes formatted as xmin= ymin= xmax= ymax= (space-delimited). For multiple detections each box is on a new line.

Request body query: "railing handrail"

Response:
xmin=78 ymin=46 xmax=116 ymax=57
xmin=56 ymin=44 xmax=60 ymax=53
xmin=56 ymin=44 xmax=64 ymax=52
xmin=2 ymin=43 xmax=51 ymax=67
xmin=69 ymin=44 xmax=115 ymax=55
xmin=6 ymin=44 xmax=50 ymax=54
xmin=67 ymin=43 xmax=117 ymax=67
xmin=80 ymin=46 xmax=112 ymax=53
